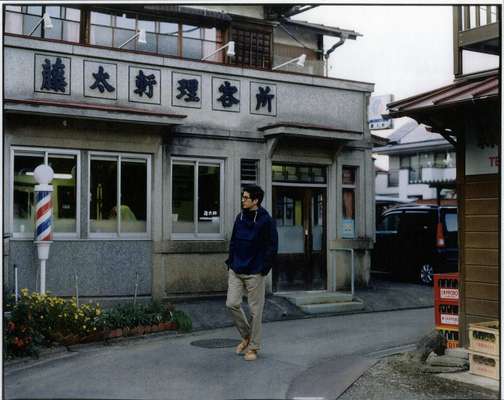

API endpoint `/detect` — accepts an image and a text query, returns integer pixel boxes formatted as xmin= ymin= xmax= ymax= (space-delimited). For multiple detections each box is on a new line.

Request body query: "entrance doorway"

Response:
xmin=272 ymin=187 xmax=326 ymax=291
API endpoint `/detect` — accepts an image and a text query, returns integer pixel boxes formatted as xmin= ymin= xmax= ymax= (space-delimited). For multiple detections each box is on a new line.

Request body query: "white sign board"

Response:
xmin=465 ymin=130 xmax=499 ymax=175
xmin=368 ymin=95 xmax=393 ymax=130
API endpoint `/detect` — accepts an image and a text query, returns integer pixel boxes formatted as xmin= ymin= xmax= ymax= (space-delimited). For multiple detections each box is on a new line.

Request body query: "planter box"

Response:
xmin=80 ymin=332 xmax=104 ymax=343
xmin=108 ymin=328 xmax=123 ymax=339
xmin=159 ymin=322 xmax=176 ymax=331
xmin=469 ymin=320 xmax=499 ymax=356
xmin=54 ymin=334 xmax=80 ymax=346
xmin=469 ymin=350 xmax=499 ymax=380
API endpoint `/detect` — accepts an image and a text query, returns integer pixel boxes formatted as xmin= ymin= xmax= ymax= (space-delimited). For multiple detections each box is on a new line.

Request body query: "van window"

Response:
xmin=400 ymin=211 xmax=435 ymax=235
xmin=444 ymin=212 xmax=458 ymax=232
xmin=377 ymin=213 xmax=400 ymax=232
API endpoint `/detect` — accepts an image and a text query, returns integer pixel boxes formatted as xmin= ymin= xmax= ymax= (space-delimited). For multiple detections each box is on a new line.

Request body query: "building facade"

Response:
xmin=3 ymin=5 xmax=376 ymax=302
xmin=374 ymin=120 xmax=456 ymax=204
xmin=387 ymin=5 xmax=499 ymax=345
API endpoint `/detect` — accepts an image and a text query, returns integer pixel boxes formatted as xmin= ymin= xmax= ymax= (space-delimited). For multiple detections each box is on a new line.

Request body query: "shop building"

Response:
xmin=387 ymin=5 xmax=499 ymax=345
xmin=3 ymin=5 xmax=376 ymax=302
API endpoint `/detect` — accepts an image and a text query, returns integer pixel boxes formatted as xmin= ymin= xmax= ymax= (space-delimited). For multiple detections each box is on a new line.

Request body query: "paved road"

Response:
xmin=5 ymin=308 xmax=434 ymax=400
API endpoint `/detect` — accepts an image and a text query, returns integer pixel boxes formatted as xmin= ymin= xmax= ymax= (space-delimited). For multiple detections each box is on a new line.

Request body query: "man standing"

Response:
xmin=225 ymin=184 xmax=278 ymax=361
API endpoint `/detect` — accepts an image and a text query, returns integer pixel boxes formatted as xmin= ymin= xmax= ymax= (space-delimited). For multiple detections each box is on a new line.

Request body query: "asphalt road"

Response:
xmin=5 ymin=308 xmax=434 ymax=400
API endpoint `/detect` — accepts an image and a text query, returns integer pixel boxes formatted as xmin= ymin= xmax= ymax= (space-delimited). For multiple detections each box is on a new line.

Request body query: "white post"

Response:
xmin=14 ymin=264 xmax=19 ymax=303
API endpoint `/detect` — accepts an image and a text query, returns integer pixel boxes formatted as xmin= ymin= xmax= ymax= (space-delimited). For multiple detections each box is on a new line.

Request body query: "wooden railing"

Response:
xmin=453 ymin=5 xmax=500 ymax=76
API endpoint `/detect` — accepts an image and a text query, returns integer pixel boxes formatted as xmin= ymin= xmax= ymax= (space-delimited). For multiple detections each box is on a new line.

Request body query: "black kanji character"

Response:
xmin=89 ymin=66 xmax=115 ymax=93
xmin=134 ymin=70 xmax=157 ymax=98
xmin=256 ymin=86 xmax=274 ymax=113
xmin=41 ymin=58 xmax=67 ymax=93
xmin=217 ymin=81 xmax=239 ymax=108
xmin=176 ymin=79 xmax=200 ymax=102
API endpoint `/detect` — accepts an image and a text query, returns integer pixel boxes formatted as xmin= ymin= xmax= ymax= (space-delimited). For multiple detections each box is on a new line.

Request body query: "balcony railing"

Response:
xmin=453 ymin=5 xmax=500 ymax=76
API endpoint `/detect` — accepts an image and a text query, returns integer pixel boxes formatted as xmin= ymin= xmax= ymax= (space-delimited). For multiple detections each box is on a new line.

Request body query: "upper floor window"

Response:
xmin=229 ymin=27 xmax=271 ymax=69
xmin=5 ymin=5 xmax=80 ymax=42
xmin=387 ymin=170 xmax=399 ymax=188
xmin=90 ymin=11 xmax=223 ymax=61
xmin=11 ymin=147 xmax=80 ymax=239
xmin=400 ymin=154 xmax=421 ymax=183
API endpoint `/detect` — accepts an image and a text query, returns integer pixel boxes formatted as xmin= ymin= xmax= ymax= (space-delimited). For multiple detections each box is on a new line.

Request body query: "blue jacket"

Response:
xmin=226 ymin=206 xmax=278 ymax=275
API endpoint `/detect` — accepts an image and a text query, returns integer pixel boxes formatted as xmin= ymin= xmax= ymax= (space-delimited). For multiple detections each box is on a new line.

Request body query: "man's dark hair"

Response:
xmin=243 ymin=184 xmax=264 ymax=205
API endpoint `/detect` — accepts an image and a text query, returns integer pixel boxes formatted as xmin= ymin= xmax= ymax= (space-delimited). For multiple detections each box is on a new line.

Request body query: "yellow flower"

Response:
xmin=93 ymin=327 xmax=97 ymax=331
xmin=96 ymin=309 xmax=101 ymax=316
xmin=83 ymin=325 xmax=86 ymax=329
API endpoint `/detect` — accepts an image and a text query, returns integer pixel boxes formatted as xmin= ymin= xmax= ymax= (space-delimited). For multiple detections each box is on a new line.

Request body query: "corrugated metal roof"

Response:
xmin=388 ymin=69 xmax=499 ymax=117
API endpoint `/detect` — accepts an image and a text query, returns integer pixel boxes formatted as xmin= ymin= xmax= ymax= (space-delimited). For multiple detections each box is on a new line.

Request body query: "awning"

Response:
xmin=386 ymin=69 xmax=499 ymax=145
xmin=280 ymin=19 xmax=362 ymax=40
xmin=4 ymin=98 xmax=187 ymax=126
xmin=258 ymin=121 xmax=363 ymax=141
xmin=388 ymin=68 xmax=499 ymax=117
xmin=373 ymin=139 xmax=453 ymax=155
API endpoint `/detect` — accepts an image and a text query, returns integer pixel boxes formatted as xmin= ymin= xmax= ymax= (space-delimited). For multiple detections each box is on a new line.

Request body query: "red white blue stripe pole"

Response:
xmin=33 ymin=164 xmax=54 ymax=294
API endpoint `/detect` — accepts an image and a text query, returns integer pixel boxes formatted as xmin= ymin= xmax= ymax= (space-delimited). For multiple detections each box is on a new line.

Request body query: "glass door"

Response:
xmin=273 ymin=187 xmax=326 ymax=291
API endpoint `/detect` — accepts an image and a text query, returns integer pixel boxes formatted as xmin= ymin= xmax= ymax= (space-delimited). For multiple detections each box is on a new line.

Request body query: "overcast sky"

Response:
xmin=297 ymin=5 xmax=498 ymax=100
xmin=295 ymin=4 xmax=499 ymax=167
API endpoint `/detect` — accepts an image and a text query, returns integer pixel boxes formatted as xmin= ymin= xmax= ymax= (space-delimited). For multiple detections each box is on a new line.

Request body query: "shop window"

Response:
xmin=172 ymin=158 xmax=223 ymax=238
xmin=230 ymin=27 xmax=271 ymax=69
xmin=4 ymin=5 xmax=80 ymax=42
xmin=89 ymin=153 xmax=150 ymax=237
xmin=341 ymin=166 xmax=357 ymax=238
xmin=12 ymin=147 xmax=79 ymax=238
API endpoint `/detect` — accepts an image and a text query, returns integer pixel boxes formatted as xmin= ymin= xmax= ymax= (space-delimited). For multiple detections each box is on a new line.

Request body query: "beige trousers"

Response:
xmin=226 ymin=269 xmax=266 ymax=351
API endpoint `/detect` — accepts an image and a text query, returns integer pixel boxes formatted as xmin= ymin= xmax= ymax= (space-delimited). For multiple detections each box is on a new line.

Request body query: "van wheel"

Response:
xmin=419 ymin=263 xmax=434 ymax=285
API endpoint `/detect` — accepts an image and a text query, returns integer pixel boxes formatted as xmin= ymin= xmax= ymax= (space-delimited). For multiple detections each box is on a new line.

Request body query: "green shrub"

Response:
xmin=4 ymin=289 xmax=103 ymax=357
xmin=172 ymin=310 xmax=192 ymax=332
xmin=4 ymin=289 xmax=192 ymax=359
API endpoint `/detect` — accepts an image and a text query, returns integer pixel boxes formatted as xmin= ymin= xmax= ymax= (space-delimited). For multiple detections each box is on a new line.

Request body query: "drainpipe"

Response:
xmin=324 ymin=34 xmax=347 ymax=77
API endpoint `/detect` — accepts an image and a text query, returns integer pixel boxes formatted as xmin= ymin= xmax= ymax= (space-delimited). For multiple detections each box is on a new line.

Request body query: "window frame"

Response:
xmin=87 ymin=9 xmax=224 ymax=60
xmin=88 ymin=151 xmax=151 ymax=240
xmin=4 ymin=5 xmax=81 ymax=42
xmin=10 ymin=146 xmax=81 ymax=240
xmin=170 ymin=157 xmax=224 ymax=240
xmin=340 ymin=164 xmax=359 ymax=239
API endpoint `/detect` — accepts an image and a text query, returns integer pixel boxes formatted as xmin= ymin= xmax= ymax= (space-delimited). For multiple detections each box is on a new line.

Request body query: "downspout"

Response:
xmin=324 ymin=33 xmax=347 ymax=77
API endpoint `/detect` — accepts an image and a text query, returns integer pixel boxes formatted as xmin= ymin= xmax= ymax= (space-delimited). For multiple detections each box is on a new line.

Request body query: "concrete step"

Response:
xmin=275 ymin=291 xmax=354 ymax=306
xmin=300 ymin=300 xmax=365 ymax=315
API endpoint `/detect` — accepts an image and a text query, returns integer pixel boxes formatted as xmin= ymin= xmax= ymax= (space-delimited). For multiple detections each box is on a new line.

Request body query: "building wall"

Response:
xmin=459 ymin=173 xmax=499 ymax=344
xmin=376 ymin=154 xmax=455 ymax=201
xmin=4 ymin=116 xmax=162 ymax=297
xmin=4 ymin=33 xmax=375 ymax=298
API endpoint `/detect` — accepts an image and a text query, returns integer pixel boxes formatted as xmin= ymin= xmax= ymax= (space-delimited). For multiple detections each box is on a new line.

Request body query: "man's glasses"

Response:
xmin=242 ymin=195 xmax=251 ymax=200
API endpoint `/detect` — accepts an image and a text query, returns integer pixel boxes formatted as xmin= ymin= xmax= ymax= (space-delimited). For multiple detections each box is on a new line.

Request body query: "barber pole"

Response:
xmin=36 ymin=190 xmax=53 ymax=241
xmin=33 ymin=164 xmax=54 ymax=294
